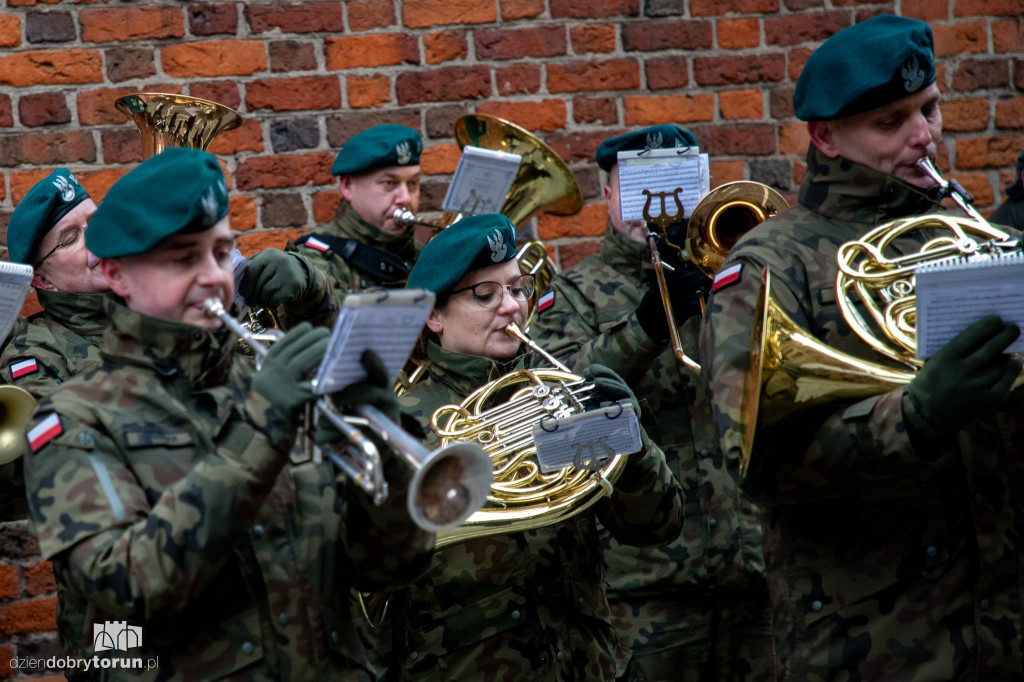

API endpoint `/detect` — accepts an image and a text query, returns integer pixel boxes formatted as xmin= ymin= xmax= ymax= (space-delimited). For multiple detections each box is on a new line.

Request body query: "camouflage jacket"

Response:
xmin=700 ymin=146 xmax=1024 ymax=680
xmin=531 ymin=221 xmax=764 ymax=599
xmin=394 ymin=341 xmax=682 ymax=682
xmin=23 ymin=300 xmax=436 ymax=681
xmin=286 ymin=200 xmax=422 ymax=297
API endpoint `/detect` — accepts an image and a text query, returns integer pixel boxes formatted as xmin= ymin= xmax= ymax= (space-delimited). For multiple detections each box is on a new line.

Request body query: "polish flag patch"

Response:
xmin=711 ymin=263 xmax=743 ymax=292
xmin=303 ymin=236 xmax=330 ymax=253
xmin=537 ymin=291 xmax=555 ymax=313
xmin=28 ymin=413 xmax=62 ymax=452
xmin=10 ymin=358 xmax=38 ymax=380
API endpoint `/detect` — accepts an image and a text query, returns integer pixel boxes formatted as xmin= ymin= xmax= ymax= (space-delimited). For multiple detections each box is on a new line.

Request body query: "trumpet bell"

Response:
xmin=408 ymin=441 xmax=494 ymax=532
xmin=115 ymin=92 xmax=242 ymax=159
xmin=0 ymin=386 xmax=37 ymax=465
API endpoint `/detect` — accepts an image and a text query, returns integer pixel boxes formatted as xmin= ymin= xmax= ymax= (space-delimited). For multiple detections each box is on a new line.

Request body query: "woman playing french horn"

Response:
xmin=391 ymin=214 xmax=682 ymax=682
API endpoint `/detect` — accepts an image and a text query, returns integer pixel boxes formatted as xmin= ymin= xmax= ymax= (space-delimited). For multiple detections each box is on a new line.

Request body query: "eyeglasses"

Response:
xmin=450 ymin=274 xmax=536 ymax=309
xmin=34 ymin=225 xmax=83 ymax=268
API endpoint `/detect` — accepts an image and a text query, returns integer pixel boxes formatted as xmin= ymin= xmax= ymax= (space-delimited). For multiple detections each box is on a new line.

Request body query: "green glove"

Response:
xmin=314 ymin=350 xmax=400 ymax=444
xmin=250 ymin=321 xmax=330 ymax=429
xmin=239 ymin=249 xmax=312 ymax=308
xmin=906 ymin=315 xmax=1021 ymax=433
xmin=582 ymin=364 xmax=641 ymax=418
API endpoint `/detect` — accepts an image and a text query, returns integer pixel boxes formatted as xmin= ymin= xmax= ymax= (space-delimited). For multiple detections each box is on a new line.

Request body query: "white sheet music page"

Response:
xmin=617 ymin=147 xmax=709 ymax=221
xmin=915 ymin=251 xmax=1024 ymax=358
xmin=313 ymin=288 xmax=435 ymax=393
xmin=0 ymin=262 xmax=34 ymax=343
xmin=442 ymin=145 xmax=522 ymax=215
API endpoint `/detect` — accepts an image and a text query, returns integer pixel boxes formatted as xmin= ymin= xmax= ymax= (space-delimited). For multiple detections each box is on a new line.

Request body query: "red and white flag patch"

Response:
xmin=711 ymin=263 xmax=743 ymax=292
xmin=10 ymin=358 xmax=38 ymax=380
xmin=537 ymin=291 xmax=555 ymax=313
xmin=28 ymin=412 xmax=62 ymax=452
xmin=303 ymin=236 xmax=330 ymax=253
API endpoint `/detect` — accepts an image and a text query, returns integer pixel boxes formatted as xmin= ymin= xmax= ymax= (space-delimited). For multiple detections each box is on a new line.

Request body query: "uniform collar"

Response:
xmin=328 ymin=199 xmax=419 ymax=259
xmin=599 ymin=219 xmax=654 ymax=279
xmin=35 ymin=290 xmax=108 ymax=336
xmin=425 ymin=340 xmax=530 ymax=397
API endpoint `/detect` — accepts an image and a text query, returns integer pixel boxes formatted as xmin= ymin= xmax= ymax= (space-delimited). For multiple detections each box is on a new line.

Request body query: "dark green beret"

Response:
xmin=8 ymin=169 xmax=90 ymax=265
xmin=596 ymin=125 xmax=698 ymax=172
xmin=86 ymin=148 xmax=229 ymax=259
xmin=331 ymin=124 xmax=423 ymax=176
xmin=794 ymin=14 xmax=934 ymax=122
xmin=407 ymin=214 xmax=517 ymax=297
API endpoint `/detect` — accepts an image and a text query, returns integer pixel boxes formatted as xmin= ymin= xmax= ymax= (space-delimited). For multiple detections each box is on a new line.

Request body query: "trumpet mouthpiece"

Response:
xmin=203 ymin=298 xmax=225 ymax=317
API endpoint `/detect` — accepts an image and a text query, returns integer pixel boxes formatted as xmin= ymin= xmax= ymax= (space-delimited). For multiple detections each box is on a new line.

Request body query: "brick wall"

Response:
xmin=1 ymin=0 xmax=1023 ymax=676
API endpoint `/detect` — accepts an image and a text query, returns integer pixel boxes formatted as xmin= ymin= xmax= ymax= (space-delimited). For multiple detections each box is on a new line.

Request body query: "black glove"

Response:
xmin=582 ymin=364 xmax=640 ymax=418
xmin=906 ymin=315 xmax=1021 ymax=433
xmin=238 ymin=249 xmax=312 ymax=309
xmin=635 ymin=259 xmax=708 ymax=344
xmin=314 ymin=350 xmax=400 ymax=444
xmin=250 ymin=322 xmax=330 ymax=428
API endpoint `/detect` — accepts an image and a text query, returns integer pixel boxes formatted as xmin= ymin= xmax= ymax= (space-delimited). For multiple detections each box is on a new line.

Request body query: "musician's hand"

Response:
xmin=634 ymin=260 xmax=708 ymax=344
xmin=239 ymin=249 xmax=312 ymax=308
xmin=906 ymin=315 xmax=1020 ymax=432
xmin=329 ymin=349 xmax=401 ymax=426
xmin=583 ymin=364 xmax=640 ymax=418
xmin=251 ymin=322 xmax=330 ymax=428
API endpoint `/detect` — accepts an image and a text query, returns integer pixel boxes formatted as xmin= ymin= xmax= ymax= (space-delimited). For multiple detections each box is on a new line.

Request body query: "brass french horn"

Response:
xmin=0 ymin=386 xmax=37 ymax=465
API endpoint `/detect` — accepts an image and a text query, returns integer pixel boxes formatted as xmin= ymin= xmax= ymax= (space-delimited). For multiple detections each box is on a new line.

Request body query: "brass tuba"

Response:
xmin=115 ymin=92 xmax=241 ymax=158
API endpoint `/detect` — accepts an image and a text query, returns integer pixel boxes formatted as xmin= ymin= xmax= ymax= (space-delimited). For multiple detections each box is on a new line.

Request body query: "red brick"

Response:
xmin=206 ymin=119 xmax=264 ymax=156
xmin=190 ymin=81 xmax=241 ymax=110
xmin=694 ymin=54 xmax=785 ymax=86
xmin=952 ymin=59 xmax=1010 ymax=92
xmin=545 ymin=130 xmax=614 ymax=163
xmin=420 ymin=143 xmax=460 ymax=175
xmin=230 ymin=195 xmax=257 ymax=231
xmin=622 ymin=20 xmax=711 ymax=51
xmin=101 ymin=129 xmax=142 ymax=165
xmin=501 ymin=0 xmax=544 ymax=20
xmin=558 ymin=238 xmax=602 ymax=269
xmin=954 ymin=0 xmax=1024 ymax=16
xmin=720 ymin=89 xmax=763 ymax=120
xmin=424 ymin=30 xmax=467 ymax=64
xmin=246 ymin=2 xmax=343 ymax=33
xmin=993 ymin=17 xmax=1024 ymax=52
xmin=692 ymin=0 xmax=778 ymax=13
xmin=269 ymin=41 xmax=317 ymax=72
xmin=347 ymin=75 xmax=391 ymax=109
xmin=403 ymin=0 xmax=496 ymax=28
xmin=996 ymin=97 xmax=1024 ymax=129
xmin=22 ymin=562 xmax=55 ymax=596
xmin=237 ymin=228 xmax=306 ymax=255
xmin=570 ymin=24 xmax=615 ymax=54
xmin=538 ymin=202 xmax=606 ymax=239
xmin=324 ymin=33 xmax=418 ymax=69
xmin=348 ymin=0 xmax=396 ymax=31
xmin=1017 ymin=59 xmax=1024 ymax=91
xmin=573 ymin=96 xmax=617 ymax=124
xmin=477 ymin=99 xmax=567 ymax=133
xmin=11 ymin=169 xmax=51 ymax=203
xmin=162 ymin=41 xmax=267 ymax=78
xmin=235 ymin=152 xmax=334 ymax=190
xmin=624 ymin=94 xmax=714 ymax=126
xmin=955 ymin=134 xmax=1024 ymax=169
xmin=0 ymin=565 xmax=18 ymax=599
xmin=80 ymin=7 xmax=184 ymax=42
xmin=396 ymin=65 xmax=490 ymax=105
xmin=0 ymin=49 xmax=102 ymax=86
xmin=0 ymin=95 xmax=12 ymax=127
xmin=710 ymin=160 xmax=746 ymax=185
xmin=717 ymin=17 xmax=760 ymax=49
xmin=550 ymin=0 xmax=639 ymax=18
xmin=943 ymin=97 xmax=990 ymax=132
xmin=476 ymin=26 xmax=566 ymax=61
xmin=313 ymin=190 xmax=342 ymax=223
xmin=0 ymin=131 xmax=95 ymax=166
xmin=246 ymin=76 xmax=341 ymax=112
xmin=933 ymin=21 xmax=987 ymax=57
xmin=76 ymin=87 xmax=137 ymax=125
xmin=779 ymin=122 xmax=810 ymax=155
xmin=787 ymin=47 xmax=812 ymax=82
xmin=77 ymin=168 xmax=131 ymax=203
xmin=646 ymin=56 xmax=688 ymax=90
xmin=0 ymin=14 xmax=20 ymax=47
xmin=19 ymin=93 xmax=70 ymax=127
xmin=702 ymin=124 xmax=776 ymax=156
xmin=0 ymin=643 xmax=12 ymax=678
xmin=188 ymin=3 xmax=238 ymax=36
xmin=548 ymin=59 xmax=640 ymax=94
xmin=495 ymin=64 xmax=541 ymax=95
xmin=0 ymin=597 xmax=57 ymax=635
xmin=902 ymin=0 xmax=947 ymax=20
xmin=764 ymin=11 xmax=847 ymax=47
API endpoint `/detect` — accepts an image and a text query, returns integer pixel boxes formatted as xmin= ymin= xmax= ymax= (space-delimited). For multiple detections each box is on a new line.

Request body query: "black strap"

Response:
xmin=296 ymin=233 xmax=410 ymax=285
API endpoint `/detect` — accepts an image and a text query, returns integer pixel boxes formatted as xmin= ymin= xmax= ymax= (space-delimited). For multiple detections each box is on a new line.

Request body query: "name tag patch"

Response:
xmin=123 ymin=425 xmax=196 ymax=449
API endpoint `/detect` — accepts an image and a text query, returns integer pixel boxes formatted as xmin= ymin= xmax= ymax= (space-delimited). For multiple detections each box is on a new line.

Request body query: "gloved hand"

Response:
xmin=250 ymin=321 xmax=330 ymax=428
xmin=314 ymin=350 xmax=400 ymax=445
xmin=582 ymin=363 xmax=640 ymax=418
xmin=238 ymin=249 xmax=312 ymax=309
xmin=635 ymin=260 xmax=708 ymax=344
xmin=906 ymin=315 xmax=1021 ymax=433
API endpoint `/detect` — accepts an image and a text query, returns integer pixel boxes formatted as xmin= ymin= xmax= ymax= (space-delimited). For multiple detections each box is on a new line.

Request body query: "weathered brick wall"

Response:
xmin=1 ymin=0 xmax=1023 ymax=676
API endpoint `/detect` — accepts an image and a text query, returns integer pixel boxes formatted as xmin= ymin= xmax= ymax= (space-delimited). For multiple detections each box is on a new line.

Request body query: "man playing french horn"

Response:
xmin=393 ymin=213 xmax=683 ymax=681
xmin=700 ymin=15 xmax=1024 ymax=681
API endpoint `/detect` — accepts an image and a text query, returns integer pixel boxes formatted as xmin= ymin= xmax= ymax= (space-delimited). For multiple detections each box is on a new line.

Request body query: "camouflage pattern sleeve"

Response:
xmin=272 ymin=250 xmax=340 ymax=330
xmin=286 ymin=239 xmax=358 ymax=303
xmin=1 ymin=319 xmax=83 ymax=396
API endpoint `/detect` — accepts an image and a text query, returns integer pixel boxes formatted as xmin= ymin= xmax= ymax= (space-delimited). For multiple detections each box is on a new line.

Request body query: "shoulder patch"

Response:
xmin=303 ymin=236 xmax=330 ymax=253
xmin=537 ymin=290 xmax=555 ymax=312
xmin=28 ymin=412 xmax=63 ymax=452
xmin=10 ymin=358 xmax=39 ymax=380
xmin=711 ymin=263 xmax=743 ymax=292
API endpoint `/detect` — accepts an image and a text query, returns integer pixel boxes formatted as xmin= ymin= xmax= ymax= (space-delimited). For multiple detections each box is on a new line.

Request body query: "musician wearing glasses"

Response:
xmin=393 ymin=213 xmax=682 ymax=681
xmin=290 ymin=124 xmax=423 ymax=296
xmin=22 ymin=148 xmax=438 ymax=680
xmin=700 ymin=15 xmax=1024 ymax=679
xmin=531 ymin=126 xmax=774 ymax=681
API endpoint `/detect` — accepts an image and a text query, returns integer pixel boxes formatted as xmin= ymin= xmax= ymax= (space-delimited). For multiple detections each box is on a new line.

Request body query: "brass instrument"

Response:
xmin=115 ymin=92 xmax=242 ymax=158
xmin=0 ymin=386 xmax=37 ymax=465
xmin=203 ymin=298 xmax=493 ymax=531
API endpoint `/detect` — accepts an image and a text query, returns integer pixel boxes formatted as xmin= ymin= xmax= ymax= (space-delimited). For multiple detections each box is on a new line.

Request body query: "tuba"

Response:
xmin=116 ymin=92 xmax=242 ymax=157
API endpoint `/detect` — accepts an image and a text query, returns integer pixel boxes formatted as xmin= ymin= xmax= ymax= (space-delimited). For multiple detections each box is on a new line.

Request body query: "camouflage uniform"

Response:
xmin=531 ymin=222 xmax=773 ymax=682
xmin=23 ymin=299 xmax=436 ymax=681
xmin=394 ymin=340 xmax=683 ymax=682
xmin=700 ymin=146 xmax=1024 ymax=680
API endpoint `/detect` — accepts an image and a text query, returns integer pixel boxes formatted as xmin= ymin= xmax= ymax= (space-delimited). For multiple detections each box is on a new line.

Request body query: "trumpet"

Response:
xmin=203 ymin=298 xmax=493 ymax=531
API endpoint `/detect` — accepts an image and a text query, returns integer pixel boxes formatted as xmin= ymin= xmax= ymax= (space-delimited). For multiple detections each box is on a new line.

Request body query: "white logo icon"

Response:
xmin=93 ymin=621 xmax=142 ymax=651
xmin=51 ymin=175 xmax=77 ymax=202
xmin=487 ymin=229 xmax=507 ymax=262
xmin=901 ymin=54 xmax=925 ymax=93
xmin=644 ymin=131 xmax=663 ymax=152
xmin=395 ymin=141 xmax=412 ymax=165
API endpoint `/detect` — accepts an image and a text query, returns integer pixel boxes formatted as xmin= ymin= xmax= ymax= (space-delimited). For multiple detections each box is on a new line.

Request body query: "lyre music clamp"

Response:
xmin=642 ymin=188 xmax=685 ymax=231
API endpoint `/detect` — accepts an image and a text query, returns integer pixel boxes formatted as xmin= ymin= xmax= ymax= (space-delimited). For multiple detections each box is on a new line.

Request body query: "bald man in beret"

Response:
xmin=700 ymin=14 xmax=1024 ymax=679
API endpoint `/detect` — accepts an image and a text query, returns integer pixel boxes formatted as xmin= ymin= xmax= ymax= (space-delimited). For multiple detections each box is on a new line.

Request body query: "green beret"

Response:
xmin=596 ymin=125 xmax=698 ymax=172
xmin=331 ymin=125 xmax=423 ymax=176
xmin=794 ymin=14 xmax=934 ymax=121
xmin=8 ymin=169 xmax=90 ymax=265
xmin=407 ymin=214 xmax=517 ymax=297
xmin=86 ymin=148 xmax=229 ymax=259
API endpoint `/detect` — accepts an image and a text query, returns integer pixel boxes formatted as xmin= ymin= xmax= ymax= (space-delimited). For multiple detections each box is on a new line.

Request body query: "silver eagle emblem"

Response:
xmin=395 ymin=141 xmax=412 ymax=165
xmin=51 ymin=175 xmax=77 ymax=202
xmin=487 ymin=229 xmax=507 ymax=262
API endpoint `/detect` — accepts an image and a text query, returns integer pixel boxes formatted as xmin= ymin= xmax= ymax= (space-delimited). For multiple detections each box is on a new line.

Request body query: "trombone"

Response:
xmin=203 ymin=298 xmax=493 ymax=532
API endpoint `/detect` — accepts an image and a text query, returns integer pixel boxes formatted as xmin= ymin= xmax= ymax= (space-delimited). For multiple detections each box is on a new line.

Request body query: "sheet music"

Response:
xmin=915 ymin=251 xmax=1024 ymax=357
xmin=617 ymin=149 xmax=710 ymax=221
xmin=0 ymin=262 xmax=34 ymax=343
xmin=532 ymin=402 xmax=642 ymax=474
xmin=313 ymin=288 xmax=435 ymax=393
xmin=443 ymin=145 xmax=522 ymax=215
